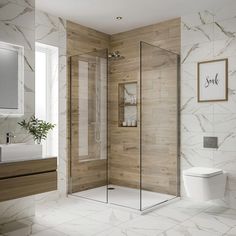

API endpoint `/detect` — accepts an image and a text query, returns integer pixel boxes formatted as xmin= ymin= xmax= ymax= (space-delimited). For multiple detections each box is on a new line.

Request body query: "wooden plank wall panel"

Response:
xmin=67 ymin=21 xmax=110 ymax=193
xmin=109 ymin=18 xmax=180 ymax=194
xmin=67 ymin=21 xmax=110 ymax=57
xmin=71 ymin=159 xmax=107 ymax=192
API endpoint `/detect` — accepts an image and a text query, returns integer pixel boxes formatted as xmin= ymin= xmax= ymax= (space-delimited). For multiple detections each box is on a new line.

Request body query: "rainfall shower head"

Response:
xmin=108 ymin=51 xmax=125 ymax=61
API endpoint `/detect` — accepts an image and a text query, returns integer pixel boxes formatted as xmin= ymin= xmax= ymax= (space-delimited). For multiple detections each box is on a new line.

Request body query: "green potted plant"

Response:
xmin=18 ymin=115 xmax=55 ymax=145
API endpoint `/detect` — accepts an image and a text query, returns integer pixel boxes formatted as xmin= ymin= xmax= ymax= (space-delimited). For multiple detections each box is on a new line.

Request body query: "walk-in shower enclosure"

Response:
xmin=69 ymin=42 xmax=180 ymax=211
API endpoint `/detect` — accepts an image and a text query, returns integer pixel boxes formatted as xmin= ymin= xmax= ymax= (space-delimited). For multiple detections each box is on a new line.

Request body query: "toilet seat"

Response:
xmin=183 ymin=167 xmax=223 ymax=178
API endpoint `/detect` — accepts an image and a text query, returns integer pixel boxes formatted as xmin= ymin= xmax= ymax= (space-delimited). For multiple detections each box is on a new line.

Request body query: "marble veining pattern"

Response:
xmin=35 ymin=10 xmax=67 ymax=200
xmin=0 ymin=1 xmax=35 ymax=30
xmin=181 ymin=0 xmax=236 ymax=209
xmin=0 ymin=0 xmax=36 ymax=224
xmin=5 ymin=0 xmax=34 ymax=8
xmin=1 ymin=197 xmax=236 ymax=236
xmin=0 ymin=197 xmax=35 ymax=225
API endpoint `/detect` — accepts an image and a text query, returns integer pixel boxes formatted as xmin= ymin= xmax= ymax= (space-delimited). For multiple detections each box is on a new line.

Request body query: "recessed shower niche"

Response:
xmin=118 ymin=82 xmax=138 ymax=127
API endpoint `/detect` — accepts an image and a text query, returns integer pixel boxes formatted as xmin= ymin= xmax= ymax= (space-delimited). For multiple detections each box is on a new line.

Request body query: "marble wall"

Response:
xmin=0 ymin=0 xmax=35 ymax=142
xmin=0 ymin=0 xmax=35 ymax=223
xmin=0 ymin=5 xmax=67 ymax=223
xmin=181 ymin=0 xmax=236 ymax=209
xmin=35 ymin=10 xmax=68 ymax=200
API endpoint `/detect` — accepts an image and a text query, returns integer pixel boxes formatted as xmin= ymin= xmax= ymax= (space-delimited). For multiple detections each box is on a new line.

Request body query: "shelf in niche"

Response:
xmin=118 ymin=81 xmax=138 ymax=128
xmin=119 ymin=103 xmax=137 ymax=107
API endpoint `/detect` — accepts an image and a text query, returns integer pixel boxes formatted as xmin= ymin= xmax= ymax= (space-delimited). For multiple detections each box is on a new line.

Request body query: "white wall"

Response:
xmin=35 ymin=10 xmax=68 ymax=201
xmin=181 ymin=0 xmax=236 ymax=209
xmin=0 ymin=5 xmax=67 ymax=223
xmin=0 ymin=0 xmax=36 ymax=223
xmin=0 ymin=0 xmax=35 ymax=142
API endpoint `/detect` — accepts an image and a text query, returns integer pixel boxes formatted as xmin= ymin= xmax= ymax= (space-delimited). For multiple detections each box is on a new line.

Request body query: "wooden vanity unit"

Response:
xmin=0 ymin=157 xmax=57 ymax=202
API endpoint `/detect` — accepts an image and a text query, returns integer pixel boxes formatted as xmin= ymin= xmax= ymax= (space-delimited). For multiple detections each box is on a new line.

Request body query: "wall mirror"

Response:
xmin=0 ymin=41 xmax=24 ymax=116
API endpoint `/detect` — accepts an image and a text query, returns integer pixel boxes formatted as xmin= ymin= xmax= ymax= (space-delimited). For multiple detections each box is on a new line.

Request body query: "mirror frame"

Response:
xmin=0 ymin=41 xmax=24 ymax=116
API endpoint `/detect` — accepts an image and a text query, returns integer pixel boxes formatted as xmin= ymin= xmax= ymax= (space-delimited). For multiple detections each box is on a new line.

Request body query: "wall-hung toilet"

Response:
xmin=183 ymin=167 xmax=227 ymax=201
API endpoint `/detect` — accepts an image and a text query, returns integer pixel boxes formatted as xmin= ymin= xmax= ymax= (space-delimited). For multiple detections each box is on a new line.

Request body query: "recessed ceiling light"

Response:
xmin=116 ymin=16 xmax=123 ymax=20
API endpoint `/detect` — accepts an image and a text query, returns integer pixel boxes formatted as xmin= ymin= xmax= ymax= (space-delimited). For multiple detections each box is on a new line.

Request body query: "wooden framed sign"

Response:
xmin=197 ymin=58 xmax=228 ymax=102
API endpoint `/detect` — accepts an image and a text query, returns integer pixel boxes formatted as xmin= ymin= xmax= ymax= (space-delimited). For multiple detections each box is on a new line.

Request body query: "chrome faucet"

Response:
xmin=6 ymin=132 xmax=15 ymax=144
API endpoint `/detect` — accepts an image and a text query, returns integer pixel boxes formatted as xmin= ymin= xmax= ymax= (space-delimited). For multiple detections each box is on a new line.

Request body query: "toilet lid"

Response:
xmin=183 ymin=167 xmax=223 ymax=178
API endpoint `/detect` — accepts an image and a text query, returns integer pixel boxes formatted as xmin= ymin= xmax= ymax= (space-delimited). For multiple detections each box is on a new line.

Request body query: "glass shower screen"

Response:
xmin=140 ymin=42 xmax=180 ymax=210
xmin=69 ymin=49 xmax=108 ymax=203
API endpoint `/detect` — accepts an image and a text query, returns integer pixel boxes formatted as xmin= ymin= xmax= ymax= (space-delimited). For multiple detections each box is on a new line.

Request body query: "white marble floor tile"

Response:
xmin=159 ymin=224 xmax=223 ymax=236
xmin=59 ymin=201 xmax=109 ymax=217
xmin=33 ymin=209 xmax=79 ymax=228
xmin=36 ymin=197 xmax=109 ymax=218
xmin=179 ymin=212 xmax=231 ymax=235
xmin=1 ymin=198 xmax=236 ymax=236
xmin=150 ymin=200 xmax=209 ymax=223
xmin=226 ymin=226 xmax=236 ymax=236
xmin=203 ymin=206 xmax=236 ymax=228
xmin=118 ymin=214 xmax=177 ymax=236
xmin=94 ymin=226 xmax=143 ymax=236
xmin=0 ymin=221 xmax=32 ymax=236
xmin=33 ymin=229 xmax=68 ymax=236
xmin=169 ymin=199 xmax=214 ymax=210
xmin=87 ymin=207 xmax=139 ymax=226
xmin=19 ymin=218 xmax=49 ymax=235
xmin=55 ymin=218 xmax=112 ymax=236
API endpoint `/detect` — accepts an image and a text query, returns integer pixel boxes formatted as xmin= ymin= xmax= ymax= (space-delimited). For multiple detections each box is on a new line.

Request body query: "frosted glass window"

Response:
xmin=35 ymin=43 xmax=58 ymax=158
xmin=35 ymin=51 xmax=46 ymax=121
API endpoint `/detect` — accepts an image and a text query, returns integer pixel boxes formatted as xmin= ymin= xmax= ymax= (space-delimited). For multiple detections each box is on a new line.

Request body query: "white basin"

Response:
xmin=0 ymin=143 xmax=42 ymax=162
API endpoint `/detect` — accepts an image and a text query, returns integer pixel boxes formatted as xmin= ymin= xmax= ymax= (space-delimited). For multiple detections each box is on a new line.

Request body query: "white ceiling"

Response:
xmin=36 ymin=0 xmax=225 ymax=34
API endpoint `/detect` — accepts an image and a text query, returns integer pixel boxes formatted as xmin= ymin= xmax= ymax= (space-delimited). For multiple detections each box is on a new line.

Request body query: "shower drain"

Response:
xmin=108 ymin=187 xmax=115 ymax=190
